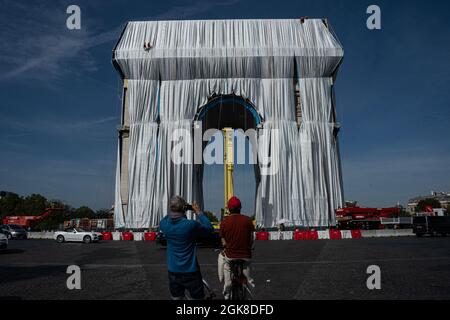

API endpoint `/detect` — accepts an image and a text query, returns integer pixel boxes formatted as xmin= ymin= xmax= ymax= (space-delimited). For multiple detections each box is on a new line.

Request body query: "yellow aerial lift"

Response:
xmin=222 ymin=127 xmax=234 ymax=219
xmin=219 ymin=127 xmax=257 ymax=228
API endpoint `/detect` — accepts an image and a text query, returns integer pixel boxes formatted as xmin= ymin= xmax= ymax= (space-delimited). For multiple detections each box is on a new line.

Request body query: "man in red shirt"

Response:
xmin=219 ymin=196 xmax=255 ymax=299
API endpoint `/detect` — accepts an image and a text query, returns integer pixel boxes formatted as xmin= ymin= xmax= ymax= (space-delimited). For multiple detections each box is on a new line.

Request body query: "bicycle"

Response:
xmin=202 ymin=278 xmax=216 ymax=300
xmin=229 ymin=259 xmax=253 ymax=300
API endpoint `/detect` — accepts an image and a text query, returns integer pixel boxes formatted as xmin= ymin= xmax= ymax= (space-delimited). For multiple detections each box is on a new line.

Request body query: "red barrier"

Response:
xmin=293 ymin=231 xmax=308 ymax=240
xmin=144 ymin=232 xmax=158 ymax=241
xmin=255 ymin=231 xmax=269 ymax=241
xmin=307 ymin=231 xmax=319 ymax=240
xmin=329 ymin=229 xmax=342 ymax=240
xmin=121 ymin=232 xmax=134 ymax=241
xmin=351 ymin=230 xmax=362 ymax=239
xmin=102 ymin=232 xmax=113 ymax=241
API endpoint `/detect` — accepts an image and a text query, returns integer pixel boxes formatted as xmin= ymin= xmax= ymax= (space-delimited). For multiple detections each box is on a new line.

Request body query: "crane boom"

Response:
xmin=223 ymin=127 xmax=234 ymax=217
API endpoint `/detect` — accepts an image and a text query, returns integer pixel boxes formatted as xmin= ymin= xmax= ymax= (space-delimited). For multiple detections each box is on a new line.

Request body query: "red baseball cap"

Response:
xmin=227 ymin=196 xmax=242 ymax=211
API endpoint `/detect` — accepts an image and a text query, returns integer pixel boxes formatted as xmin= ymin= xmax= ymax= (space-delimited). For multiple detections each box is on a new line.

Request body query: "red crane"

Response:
xmin=2 ymin=208 xmax=64 ymax=229
xmin=336 ymin=207 xmax=401 ymax=229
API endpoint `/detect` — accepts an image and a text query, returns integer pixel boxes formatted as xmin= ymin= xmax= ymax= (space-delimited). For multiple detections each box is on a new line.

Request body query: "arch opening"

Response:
xmin=194 ymin=94 xmax=262 ymax=131
xmin=194 ymin=94 xmax=262 ymax=220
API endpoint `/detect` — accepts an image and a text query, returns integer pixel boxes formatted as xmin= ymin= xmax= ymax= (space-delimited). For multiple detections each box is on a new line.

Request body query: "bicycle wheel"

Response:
xmin=230 ymin=283 xmax=245 ymax=300
xmin=244 ymin=284 xmax=253 ymax=300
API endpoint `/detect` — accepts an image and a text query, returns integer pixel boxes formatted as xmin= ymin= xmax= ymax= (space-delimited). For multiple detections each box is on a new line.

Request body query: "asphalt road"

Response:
xmin=1 ymin=237 xmax=450 ymax=300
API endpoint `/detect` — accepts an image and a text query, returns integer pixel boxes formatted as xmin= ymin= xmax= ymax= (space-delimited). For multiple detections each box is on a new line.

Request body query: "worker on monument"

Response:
xmin=219 ymin=196 xmax=255 ymax=299
xmin=159 ymin=195 xmax=214 ymax=300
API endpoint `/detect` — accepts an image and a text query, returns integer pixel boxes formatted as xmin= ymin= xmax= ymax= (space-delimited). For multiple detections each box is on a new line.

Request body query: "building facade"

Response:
xmin=407 ymin=191 xmax=450 ymax=213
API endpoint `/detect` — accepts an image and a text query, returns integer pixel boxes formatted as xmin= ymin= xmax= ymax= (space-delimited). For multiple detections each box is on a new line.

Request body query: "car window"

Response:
xmin=64 ymin=228 xmax=74 ymax=232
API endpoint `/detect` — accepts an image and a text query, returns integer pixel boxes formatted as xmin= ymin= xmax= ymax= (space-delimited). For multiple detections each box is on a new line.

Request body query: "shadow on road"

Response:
xmin=0 ymin=249 xmax=24 ymax=255
xmin=0 ymin=265 xmax=67 ymax=284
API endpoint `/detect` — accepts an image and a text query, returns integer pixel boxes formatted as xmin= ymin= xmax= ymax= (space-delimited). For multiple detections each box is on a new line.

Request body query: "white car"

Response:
xmin=54 ymin=228 xmax=103 ymax=244
xmin=0 ymin=232 xmax=8 ymax=250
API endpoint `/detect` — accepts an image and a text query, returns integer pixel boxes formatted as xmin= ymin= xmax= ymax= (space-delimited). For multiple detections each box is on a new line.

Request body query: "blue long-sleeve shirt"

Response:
xmin=159 ymin=213 xmax=213 ymax=273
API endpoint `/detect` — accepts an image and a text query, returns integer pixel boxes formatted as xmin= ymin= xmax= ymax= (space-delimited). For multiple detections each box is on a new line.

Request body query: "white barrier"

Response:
xmin=393 ymin=229 xmax=414 ymax=237
xmin=269 ymin=232 xmax=280 ymax=240
xmin=282 ymin=231 xmax=293 ymax=240
xmin=317 ymin=230 xmax=330 ymax=239
xmin=361 ymin=229 xmax=414 ymax=238
xmin=24 ymin=229 xmax=415 ymax=241
xmin=340 ymin=230 xmax=353 ymax=239
xmin=133 ymin=232 xmax=143 ymax=241
xmin=27 ymin=232 xmax=53 ymax=239
xmin=112 ymin=232 xmax=121 ymax=241
xmin=361 ymin=230 xmax=377 ymax=238
xmin=268 ymin=231 xmax=293 ymax=240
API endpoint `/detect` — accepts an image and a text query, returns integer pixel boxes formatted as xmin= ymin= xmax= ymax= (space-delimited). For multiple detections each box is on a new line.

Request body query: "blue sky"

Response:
xmin=0 ymin=0 xmax=449 ymax=214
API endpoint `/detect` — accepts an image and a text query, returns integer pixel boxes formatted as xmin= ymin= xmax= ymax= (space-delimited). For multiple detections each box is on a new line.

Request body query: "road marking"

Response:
xmin=3 ymin=256 xmax=450 ymax=269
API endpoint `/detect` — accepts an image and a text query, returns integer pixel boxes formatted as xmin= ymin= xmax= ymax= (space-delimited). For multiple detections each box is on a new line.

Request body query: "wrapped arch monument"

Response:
xmin=112 ymin=19 xmax=344 ymax=229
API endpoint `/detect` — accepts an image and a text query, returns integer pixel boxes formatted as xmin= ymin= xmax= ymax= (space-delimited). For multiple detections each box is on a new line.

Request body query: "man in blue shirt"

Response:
xmin=159 ymin=195 xmax=214 ymax=300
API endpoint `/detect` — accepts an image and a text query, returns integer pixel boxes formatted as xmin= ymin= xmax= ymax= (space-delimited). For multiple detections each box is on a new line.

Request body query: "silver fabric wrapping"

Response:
xmin=113 ymin=19 xmax=344 ymax=229
xmin=298 ymin=78 xmax=343 ymax=226
xmin=114 ymin=142 xmax=125 ymax=228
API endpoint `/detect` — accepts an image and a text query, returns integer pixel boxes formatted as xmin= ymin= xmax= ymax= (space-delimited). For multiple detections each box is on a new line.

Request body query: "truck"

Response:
xmin=413 ymin=216 xmax=450 ymax=237
xmin=2 ymin=208 xmax=64 ymax=230
xmin=336 ymin=207 xmax=401 ymax=230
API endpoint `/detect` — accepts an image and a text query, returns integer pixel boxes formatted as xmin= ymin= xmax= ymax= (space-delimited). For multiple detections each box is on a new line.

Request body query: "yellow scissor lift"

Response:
xmin=218 ymin=127 xmax=256 ymax=229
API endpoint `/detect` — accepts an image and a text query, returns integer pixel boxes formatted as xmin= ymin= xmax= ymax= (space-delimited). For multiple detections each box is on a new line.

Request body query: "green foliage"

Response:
xmin=0 ymin=190 xmax=98 ymax=231
xmin=34 ymin=214 xmax=66 ymax=231
xmin=203 ymin=210 xmax=219 ymax=222
xmin=72 ymin=206 xmax=95 ymax=219
xmin=0 ymin=191 xmax=24 ymax=217
xmin=95 ymin=208 xmax=113 ymax=219
xmin=416 ymin=198 xmax=442 ymax=212
xmin=22 ymin=194 xmax=49 ymax=215
xmin=399 ymin=209 xmax=412 ymax=217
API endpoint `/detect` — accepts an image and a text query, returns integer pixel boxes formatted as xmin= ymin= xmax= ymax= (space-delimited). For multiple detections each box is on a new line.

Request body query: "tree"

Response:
xmin=0 ymin=191 xmax=24 ymax=217
xmin=95 ymin=209 xmax=113 ymax=219
xmin=203 ymin=211 xmax=219 ymax=222
xmin=22 ymin=194 xmax=49 ymax=215
xmin=33 ymin=212 xmax=66 ymax=231
xmin=416 ymin=198 xmax=441 ymax=212
xmin=72 ymin=206 xmax=95 ymax=219
xmin=399 ymin=209 xmax=412 ymax=217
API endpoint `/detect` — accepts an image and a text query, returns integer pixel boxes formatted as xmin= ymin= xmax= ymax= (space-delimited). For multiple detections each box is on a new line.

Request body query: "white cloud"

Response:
xmin=0 ymin=0 xmax=241 ymax=82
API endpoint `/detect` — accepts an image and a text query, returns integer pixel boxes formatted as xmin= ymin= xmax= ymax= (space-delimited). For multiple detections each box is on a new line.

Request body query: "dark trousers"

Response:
xmin=168 ymin=270 xmax=205 ymax=300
